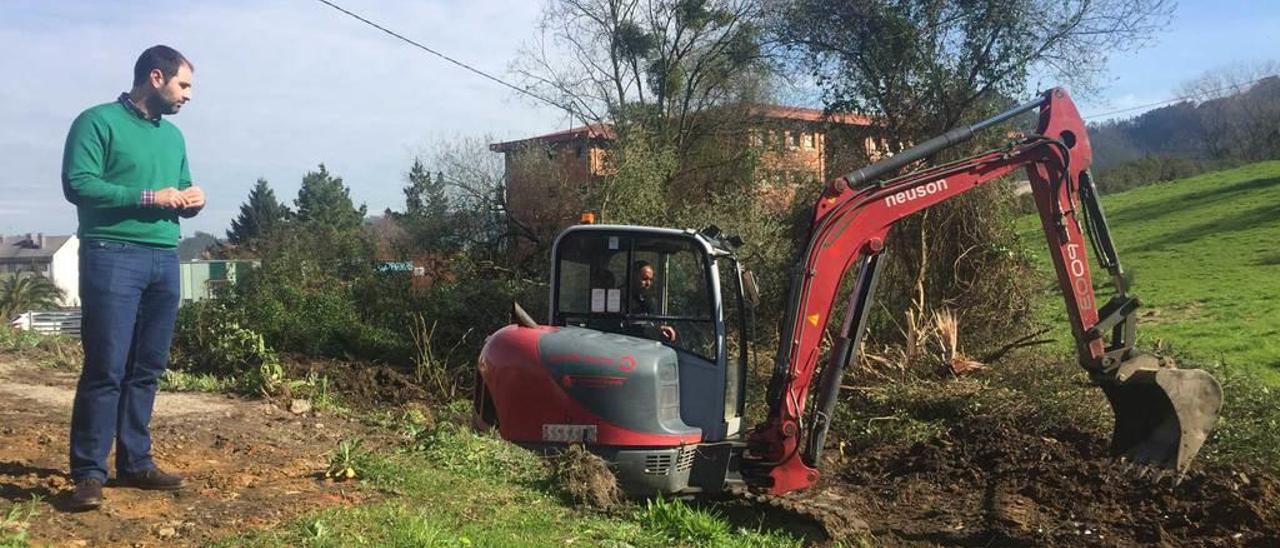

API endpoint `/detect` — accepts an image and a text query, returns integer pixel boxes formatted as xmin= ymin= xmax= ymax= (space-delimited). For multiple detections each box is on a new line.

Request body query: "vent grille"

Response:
xmin=676 ymin=446 xmax=696 ymax=472
xmin=643 ymin=448 xmax=696 ymax=476
xmin=644 ymin=454 xmax=674 ymax=475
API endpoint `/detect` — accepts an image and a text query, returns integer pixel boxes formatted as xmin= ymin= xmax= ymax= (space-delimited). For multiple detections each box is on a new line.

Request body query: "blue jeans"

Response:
xmin=70 ymin=239 xmax=180 ymax=482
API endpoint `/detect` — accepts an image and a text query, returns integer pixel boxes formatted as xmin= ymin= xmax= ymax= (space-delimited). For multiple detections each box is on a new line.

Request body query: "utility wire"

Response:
xmin=1082 ymin=75 xmax=1275 ymax=120
xmin=312 ymin=0 xmax=577 ymax=116
xmin=315 ymin=0 xmax=1273 ymax=127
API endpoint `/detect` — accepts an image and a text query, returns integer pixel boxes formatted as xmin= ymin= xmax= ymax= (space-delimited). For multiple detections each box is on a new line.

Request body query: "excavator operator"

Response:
xmin=629 ymin=260 xmax=677 ymax=342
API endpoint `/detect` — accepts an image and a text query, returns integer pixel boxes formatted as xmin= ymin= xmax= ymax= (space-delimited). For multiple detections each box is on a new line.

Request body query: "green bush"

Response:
xmin=171 ymin=300 xmax=279 ymax=379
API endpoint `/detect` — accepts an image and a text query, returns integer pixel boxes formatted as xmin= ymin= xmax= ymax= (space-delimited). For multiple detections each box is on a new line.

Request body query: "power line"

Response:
xmin=1082 ymin=75 xmax=1275 ymax=120
xmin=316 ymin=0 xmax=1273 ymax=128
xmin=311 ymin=0 xmax=576 ymax=115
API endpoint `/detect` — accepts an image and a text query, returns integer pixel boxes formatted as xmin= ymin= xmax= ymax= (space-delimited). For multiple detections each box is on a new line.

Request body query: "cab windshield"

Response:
xmin=555 ymin=231 xmax=715 ymax=359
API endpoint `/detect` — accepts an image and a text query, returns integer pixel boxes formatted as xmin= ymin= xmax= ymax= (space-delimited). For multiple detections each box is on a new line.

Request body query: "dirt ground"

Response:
xmin=0 ymin=356 xmax=383 ymax=547
xmin=785 ymin=420 xmax=1280 ymax=546
xmin=4 ymin=353 xmax=1279 ymax=547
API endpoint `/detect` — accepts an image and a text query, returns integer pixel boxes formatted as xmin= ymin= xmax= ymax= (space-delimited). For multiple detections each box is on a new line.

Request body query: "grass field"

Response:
xmin=1019 ymin=161 xmax=1280 ymax=383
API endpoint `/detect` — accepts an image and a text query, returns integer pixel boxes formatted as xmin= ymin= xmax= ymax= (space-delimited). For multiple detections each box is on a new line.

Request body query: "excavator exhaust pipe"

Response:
xmin=1100 ymin=353 xmax=1223 ymax=474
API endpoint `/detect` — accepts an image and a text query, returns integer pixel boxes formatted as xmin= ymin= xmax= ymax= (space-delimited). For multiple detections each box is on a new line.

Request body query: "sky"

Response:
xmin=1 ymin=0 xmax=1277 ymax=239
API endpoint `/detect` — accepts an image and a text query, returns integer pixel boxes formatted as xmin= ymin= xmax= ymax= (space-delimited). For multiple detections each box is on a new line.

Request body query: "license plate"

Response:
xmin=542 ymin=424 xmax=598 ymax=443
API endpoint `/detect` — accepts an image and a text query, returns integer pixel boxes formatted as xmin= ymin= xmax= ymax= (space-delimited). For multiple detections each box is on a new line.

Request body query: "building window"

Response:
xmin=575 ymin=145 xmax=585 ymax=159
xmin=803 ymin=133 xmax=815 ymax=149
xmin=790 ymin=132 xmax=801 ymax=148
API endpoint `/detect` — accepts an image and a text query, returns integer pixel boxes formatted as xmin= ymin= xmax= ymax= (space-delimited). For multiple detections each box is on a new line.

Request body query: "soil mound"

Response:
xmin=551 ymin=444 xmax=621 ymax=510
xmin=284 ymin=357 xmax=428 ymax=408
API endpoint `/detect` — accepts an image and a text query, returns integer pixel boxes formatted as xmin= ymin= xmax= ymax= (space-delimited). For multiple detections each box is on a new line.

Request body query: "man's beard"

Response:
xmin=145 ymin=94 xmax=180 ymax=116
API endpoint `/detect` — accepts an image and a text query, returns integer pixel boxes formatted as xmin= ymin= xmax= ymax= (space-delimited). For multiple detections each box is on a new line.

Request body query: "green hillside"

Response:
xmin=1020 ymin=161 xmax=1280 ymax=382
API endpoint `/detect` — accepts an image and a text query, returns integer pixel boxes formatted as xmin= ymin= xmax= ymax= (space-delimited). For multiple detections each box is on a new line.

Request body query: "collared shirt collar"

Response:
xmin=118 ymin=92 xmax=161 ymax=125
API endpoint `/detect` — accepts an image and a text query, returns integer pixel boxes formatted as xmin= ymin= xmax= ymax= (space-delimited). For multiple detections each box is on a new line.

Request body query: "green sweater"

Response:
xmin=61 ymin=100 xmax=193 ymax=248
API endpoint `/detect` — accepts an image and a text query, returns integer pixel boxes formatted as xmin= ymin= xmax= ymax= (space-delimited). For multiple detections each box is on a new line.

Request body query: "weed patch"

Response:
xmin=0 ymin=495 xmax=41 ymax=548
xmin=409 ymin=422 xmax=549 ymax=487
xmin=639 ymin=497 xmax=802 ymax=547
xmin=324 ymin=438 xmax=373 ymax=481
xmin=0 ymin=329 xmax=81 ymax=369
xmin=160 ymin=370 xmax=233 ymax=393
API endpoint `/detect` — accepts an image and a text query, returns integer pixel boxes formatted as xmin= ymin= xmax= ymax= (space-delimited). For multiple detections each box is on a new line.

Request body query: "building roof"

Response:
xmin=744 ymin=104 xmax=874 ymax=126
xmin=489 ymin=123 xmax=617 ymax=152
xmin=488 ymin=105 xmax=874 ymax=152
xmin=0 ymin=234 xmax=73 ymax=262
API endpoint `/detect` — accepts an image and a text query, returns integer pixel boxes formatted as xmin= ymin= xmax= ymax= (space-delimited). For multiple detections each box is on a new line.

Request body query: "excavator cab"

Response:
xmin=549 ymin=225 xmax=750 ymax=444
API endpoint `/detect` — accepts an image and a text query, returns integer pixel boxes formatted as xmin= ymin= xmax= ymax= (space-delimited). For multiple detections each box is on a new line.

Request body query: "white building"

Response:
xmin=0 ymin=233 xmax=80 ymax=307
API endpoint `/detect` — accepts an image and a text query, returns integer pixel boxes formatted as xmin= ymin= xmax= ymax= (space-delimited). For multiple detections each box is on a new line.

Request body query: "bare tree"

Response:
xmin=771 ymin=0 xmax=1175 ymax=148
xmin=1178 ymin=61 xmax=1280 ymax=101
xmin=1179 ymin=61 xmax=1280 ymax=161
xmin=418 ymin=136 xmax=575 ymax=260
xmin=512 ymin=0 xmax=773 ymax=149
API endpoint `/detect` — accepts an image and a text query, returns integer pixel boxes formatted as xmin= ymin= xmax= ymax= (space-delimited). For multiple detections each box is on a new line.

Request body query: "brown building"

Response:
xmin=490 ymin=106 xmax=884 ymax=245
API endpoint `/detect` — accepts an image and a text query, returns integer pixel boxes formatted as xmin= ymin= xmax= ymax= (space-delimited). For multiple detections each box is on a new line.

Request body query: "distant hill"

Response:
xmin=1088 ymin=76 xmax=1280 ymax=192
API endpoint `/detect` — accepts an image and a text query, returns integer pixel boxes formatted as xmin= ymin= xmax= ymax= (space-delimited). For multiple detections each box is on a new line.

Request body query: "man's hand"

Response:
xmin=181 ymin=186 xmax=206 ymax=209
xmin=659 ymin=325 xmax=678 ymax=342
xmin=154 ymin=187 xmax=189 ymax=209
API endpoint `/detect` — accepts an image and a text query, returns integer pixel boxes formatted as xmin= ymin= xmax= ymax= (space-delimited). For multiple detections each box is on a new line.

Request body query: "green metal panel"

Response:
xmin=178 ymin=260 xmax=259 ymax=305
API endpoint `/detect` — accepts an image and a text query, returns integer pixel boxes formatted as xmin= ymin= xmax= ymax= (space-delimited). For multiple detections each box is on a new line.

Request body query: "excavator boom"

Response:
xmin=748 ymin=88 xmax=1223 ymax=494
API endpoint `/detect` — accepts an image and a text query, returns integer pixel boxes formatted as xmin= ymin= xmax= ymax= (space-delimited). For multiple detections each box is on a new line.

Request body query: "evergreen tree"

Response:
xmin=401 ymin=159 xmax=450 ymax=220
xmin=394 ymin=159 xmax=456 ymax=253
xmin=295 ymin=164 xmax=367 ymax=231
xmin=227 ymin=178 xmax=291 ymax=246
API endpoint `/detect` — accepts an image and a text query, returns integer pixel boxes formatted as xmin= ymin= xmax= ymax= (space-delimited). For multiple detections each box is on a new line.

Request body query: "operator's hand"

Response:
xmin=181 ymin=185 xmax=206 ymax=209
xmin=154 ymin=187 xmax=189 ymax=209
xmin=659 ymin=325 xmax=678 ymax=342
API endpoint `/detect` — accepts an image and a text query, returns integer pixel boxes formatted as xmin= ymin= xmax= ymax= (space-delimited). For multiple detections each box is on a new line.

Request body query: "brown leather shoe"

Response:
xmin=68 ymin=478 xmax=104 ymax=511
xmin=118 ymin=468 xmax=186 ymax=491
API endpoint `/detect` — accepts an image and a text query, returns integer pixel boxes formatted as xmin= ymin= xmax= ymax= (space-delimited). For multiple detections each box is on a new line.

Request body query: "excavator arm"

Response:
xmin=747 ymin=88 xmax=1223 ymax=494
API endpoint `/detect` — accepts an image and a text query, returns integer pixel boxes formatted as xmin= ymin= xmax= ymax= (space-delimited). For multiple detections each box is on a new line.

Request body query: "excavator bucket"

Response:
xmin=1100 ymin=353 xmax=1223 ymax=474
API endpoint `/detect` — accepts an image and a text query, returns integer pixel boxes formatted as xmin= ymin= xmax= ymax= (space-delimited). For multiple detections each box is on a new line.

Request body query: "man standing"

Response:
xmin=61 ymin=45 xmax=204 ymax=511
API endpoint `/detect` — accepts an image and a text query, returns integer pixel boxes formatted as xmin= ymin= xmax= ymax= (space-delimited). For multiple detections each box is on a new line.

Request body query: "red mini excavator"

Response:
xmin=473 ymin=88 xmax=1223 ymax=496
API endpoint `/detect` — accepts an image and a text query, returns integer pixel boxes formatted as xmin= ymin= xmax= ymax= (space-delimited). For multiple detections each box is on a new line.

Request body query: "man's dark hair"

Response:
xmin=133 ymin=45 xmax=192 ymax=86
xmin=634 ymin=260 xmax=652 ymax=271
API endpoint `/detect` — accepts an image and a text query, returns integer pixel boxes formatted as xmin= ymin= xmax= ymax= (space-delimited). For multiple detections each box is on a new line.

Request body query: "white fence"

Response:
xmin=9 ymin=309 xmax=82 ymax=337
